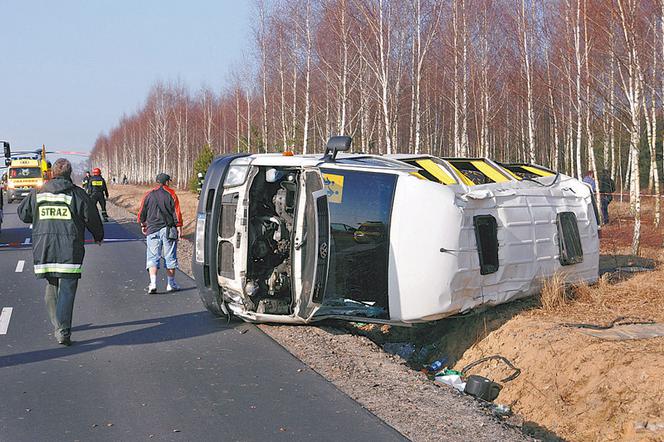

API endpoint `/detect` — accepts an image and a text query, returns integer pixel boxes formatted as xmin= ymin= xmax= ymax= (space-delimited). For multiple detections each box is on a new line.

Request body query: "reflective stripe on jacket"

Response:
xmin=89 ymin=175 xmax=109 ymax=197
xmin=17 ymin=176 xmax=104 ymax=279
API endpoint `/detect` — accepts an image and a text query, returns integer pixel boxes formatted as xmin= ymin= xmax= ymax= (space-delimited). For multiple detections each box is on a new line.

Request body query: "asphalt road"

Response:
xmin=0 ymin=198 xmax=405 ymax=441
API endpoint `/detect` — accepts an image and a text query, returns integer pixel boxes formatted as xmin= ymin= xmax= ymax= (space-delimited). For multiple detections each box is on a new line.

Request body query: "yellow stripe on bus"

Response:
xmin=448 ymin=164 xmax=475 ymax=186
xmin=471 ymin=160 xmax=510 ymax=183
xmin=503 ymin=168 xmax=522 ymax=180
xmin=522 ymin=165 xmax=554 ymax=177
xmin=415 ymin=159 xmax=457 ymax=184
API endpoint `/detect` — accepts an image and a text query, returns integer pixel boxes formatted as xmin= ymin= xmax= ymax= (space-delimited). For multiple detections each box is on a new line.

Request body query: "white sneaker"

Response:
xmin=166 ymin=281 xmax=180 ymax=292
xmin=147 ymin=284 xmax=157 ymax=294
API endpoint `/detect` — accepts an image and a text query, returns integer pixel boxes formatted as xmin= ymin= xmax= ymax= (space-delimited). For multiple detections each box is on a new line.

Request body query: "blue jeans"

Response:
xmin=45 ymin=277 xmax=78 ymax=340
xmin=146 ymin=227 xmax=178 ymax=270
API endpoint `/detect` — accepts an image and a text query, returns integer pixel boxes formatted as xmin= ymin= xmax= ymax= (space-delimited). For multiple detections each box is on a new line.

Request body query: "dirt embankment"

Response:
xmin=357 ymin=200 xmax=664 ymax=441
xmin=108 ymin=184 xmax=664 ymax=441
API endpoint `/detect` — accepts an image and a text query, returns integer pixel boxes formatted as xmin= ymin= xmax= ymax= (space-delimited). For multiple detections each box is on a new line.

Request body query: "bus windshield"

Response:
xmin=9 ymin=167 xmax=42 ymax=179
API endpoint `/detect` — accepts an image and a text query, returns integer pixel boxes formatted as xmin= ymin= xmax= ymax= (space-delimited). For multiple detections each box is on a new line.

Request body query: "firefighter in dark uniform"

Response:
xmin=89 ymin=167 xmax=109 ymax=222
xmin=18 ymin=158 xmax=104 ymax=346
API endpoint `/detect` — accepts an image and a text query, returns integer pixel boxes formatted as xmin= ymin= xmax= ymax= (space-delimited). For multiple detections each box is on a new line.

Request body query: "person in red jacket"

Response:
xmin=137 ymin=173 xmax=183 ymax=294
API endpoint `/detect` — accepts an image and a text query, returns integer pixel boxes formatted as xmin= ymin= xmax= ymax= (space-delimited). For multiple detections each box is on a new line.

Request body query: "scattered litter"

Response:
xmin=615 ymin=266 xmax=654 ymax=273
xmin=461 ymin=355 xmax=521 ymax=383
xmin=491 ymin=403 xmax=512 ymax=417
xmin=435 ymin=373 xmax=466 ymax=392
xmin=434 ymin=355 xmax=520 ymax=403
xmin=464 ymin=375 xmax=502 ymax=402
xmin=561 ymin=316 xmax=655 ymax=330
xmin=577 ymin=323 xmax=664 ymax=341
xmin=646 ymin=422 xmax=664 ymax=432
xmin=426 ymin=357 xmax=449 ymax=373
xmin=382 ymin=342 xmax=416 ymax=360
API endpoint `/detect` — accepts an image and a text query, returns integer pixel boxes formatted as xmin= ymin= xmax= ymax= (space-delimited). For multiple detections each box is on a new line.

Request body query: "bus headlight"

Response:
xmin=223 ymin=157 xmax=252 ymax=188
xmin=195 ymin=213 xmax=206 ymax=263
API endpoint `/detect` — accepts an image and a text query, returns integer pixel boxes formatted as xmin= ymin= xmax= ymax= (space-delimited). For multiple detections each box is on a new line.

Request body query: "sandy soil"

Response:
xmin=106 ymin=184 xmax=528 ymax=442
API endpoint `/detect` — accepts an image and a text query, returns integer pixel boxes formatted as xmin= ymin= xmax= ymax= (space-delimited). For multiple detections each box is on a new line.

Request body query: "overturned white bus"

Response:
xmin=192 ymin=137 xmax=599 ymax=325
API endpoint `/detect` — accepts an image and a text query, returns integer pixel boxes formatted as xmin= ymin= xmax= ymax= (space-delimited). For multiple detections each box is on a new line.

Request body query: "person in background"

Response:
xmin=17 ymin=158 xmax=104 ymax=346
xmin=82 ymin=171 xmax=91 ymax=194
xmin=89 ymin=167 xmax=109 ymax=222
xmin=599 ymin=169 xmax=616 ymax=225
xmin=122 ymin=174 xmax=128 ymax=185
xmin=137 ymin=173 xmax=183 ymax=294
xmin=582 ymin=170 xmax=596 ymax=192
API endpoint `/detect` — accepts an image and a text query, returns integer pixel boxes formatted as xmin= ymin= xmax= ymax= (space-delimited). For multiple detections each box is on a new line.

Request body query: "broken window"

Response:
xmin=474 ymin=215 xmax=499 ymax=275
xmin=500 ymin=163 xmax=555 ymax=179
xmin=402 ymin=158 xmax=457 ymax=185
xmin=557 ymin=212 xmax=583 ymax=266
xmin=446 ymin=160 xmax=512 ymax=184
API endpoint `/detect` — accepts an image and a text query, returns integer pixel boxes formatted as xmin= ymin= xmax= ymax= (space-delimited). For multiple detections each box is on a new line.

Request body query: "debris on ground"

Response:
xmin=576 ymin=323 xmax=664 ymax=341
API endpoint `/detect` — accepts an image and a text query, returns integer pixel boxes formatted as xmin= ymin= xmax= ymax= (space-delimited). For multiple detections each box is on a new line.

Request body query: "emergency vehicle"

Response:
xmin=192 ymin=136 xmax=599 ymax=325
xmin=5 ymin=158 xmax=46 ymax=203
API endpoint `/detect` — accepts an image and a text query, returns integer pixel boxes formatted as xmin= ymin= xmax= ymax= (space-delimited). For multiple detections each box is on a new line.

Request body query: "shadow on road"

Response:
xmin=0 ymin=311 xmax=240 ymax=368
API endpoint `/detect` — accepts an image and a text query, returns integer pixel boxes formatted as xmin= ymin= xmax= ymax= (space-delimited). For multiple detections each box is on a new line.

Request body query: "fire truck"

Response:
xmin=5 ymin=145 xmax=51 ymax=203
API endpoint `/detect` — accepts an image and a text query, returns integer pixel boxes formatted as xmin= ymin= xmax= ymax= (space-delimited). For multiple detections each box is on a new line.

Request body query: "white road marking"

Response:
xmin=15 ymin=260 xmax=25 ymax=272
xmin=0 ymin=308 xmax=13 ymax=335
xmin=22 ymin=237 xmax=31 ymax=245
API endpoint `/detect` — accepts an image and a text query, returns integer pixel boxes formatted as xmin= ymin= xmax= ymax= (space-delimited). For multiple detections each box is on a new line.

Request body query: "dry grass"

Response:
xmin=539 ymin=272 xmax=568 ymax=311
xmin=535 ymin=266 xmax=664 ymax=326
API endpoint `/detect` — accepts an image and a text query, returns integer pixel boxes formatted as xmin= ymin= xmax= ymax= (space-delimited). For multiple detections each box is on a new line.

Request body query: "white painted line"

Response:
xmin=0 ymin=308 xmax=13 ymax=335
xmin=22 ymin=237 xmax=31 ymax=245
xmin=15 ymin=260 xmax=25 ymax=273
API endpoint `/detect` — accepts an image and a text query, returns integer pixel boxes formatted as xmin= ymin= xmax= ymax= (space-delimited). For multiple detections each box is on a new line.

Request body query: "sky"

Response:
xmin=0 ymin=0 xmax=252 ymax=156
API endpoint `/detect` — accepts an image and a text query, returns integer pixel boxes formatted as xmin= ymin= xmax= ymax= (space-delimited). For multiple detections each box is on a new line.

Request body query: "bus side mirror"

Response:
xmin=323 ymin=136 xmax=352 ymax=162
